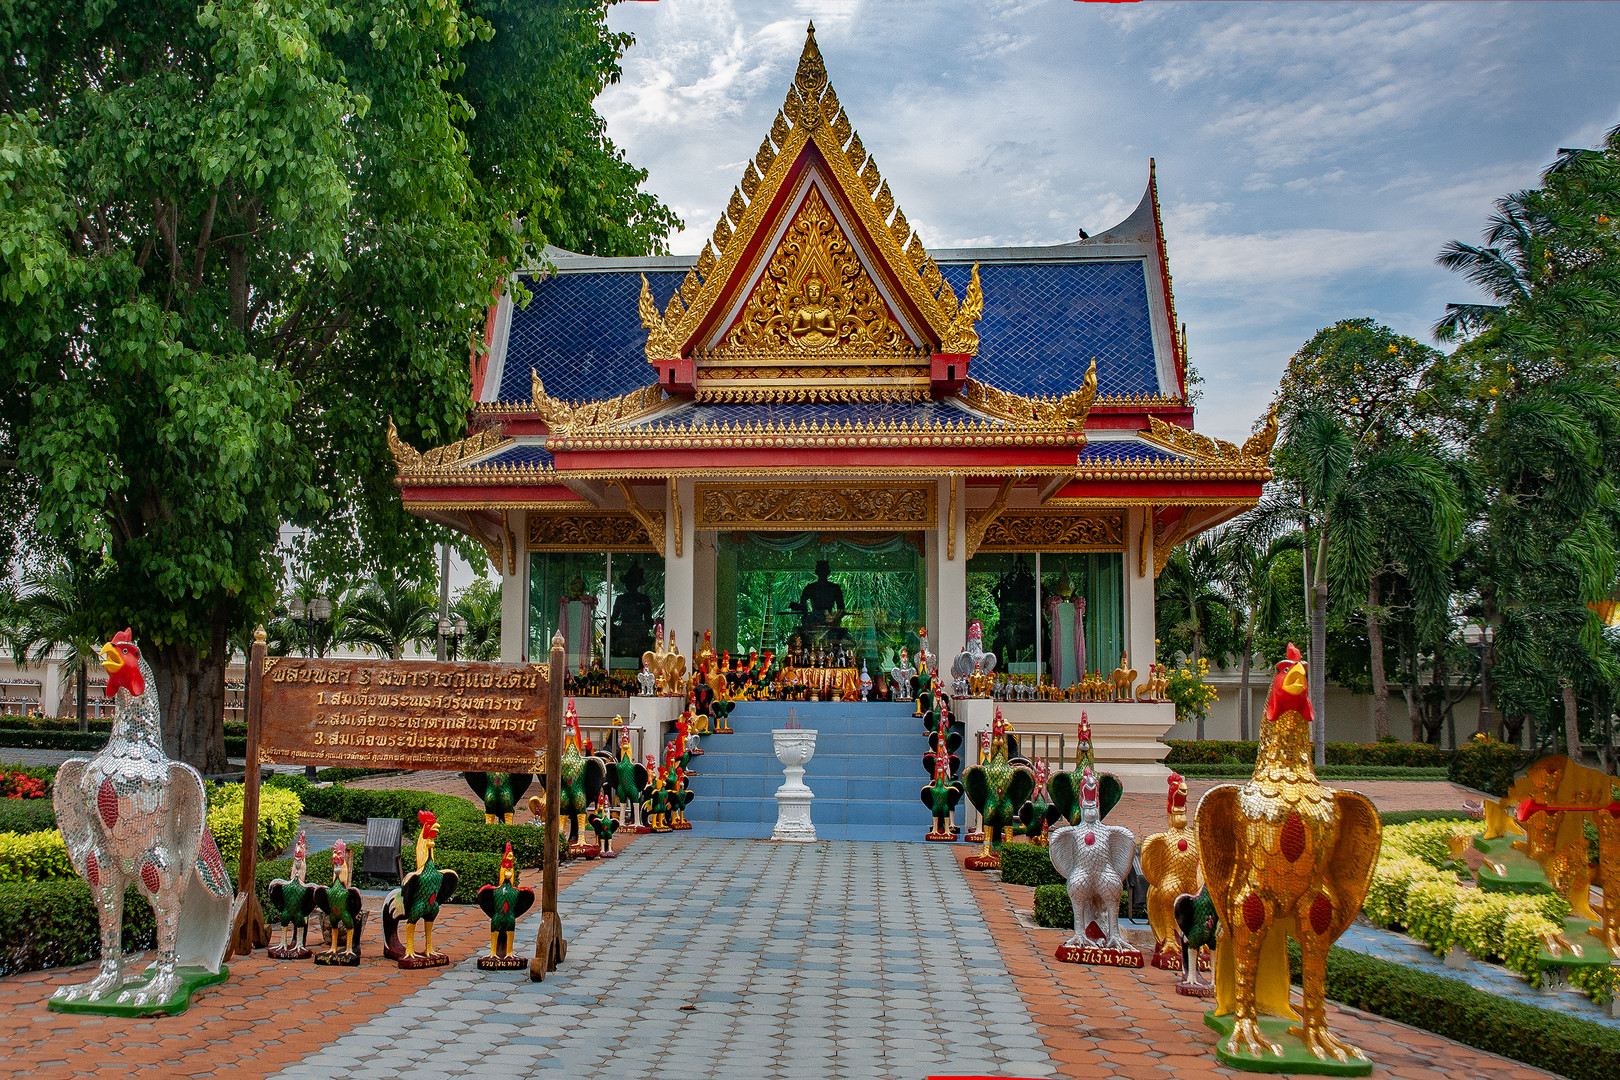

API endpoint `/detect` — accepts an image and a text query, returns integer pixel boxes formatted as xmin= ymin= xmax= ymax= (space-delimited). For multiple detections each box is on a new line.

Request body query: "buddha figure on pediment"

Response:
xmin=788 ymin=276 xmax=839 ymax=349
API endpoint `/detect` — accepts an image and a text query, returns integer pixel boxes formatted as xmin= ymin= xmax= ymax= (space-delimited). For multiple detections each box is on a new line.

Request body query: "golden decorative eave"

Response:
xmin=636 ymin=24 xmax=980 ymax=367
xmin=693 ymin=481 xmax=936 ymax=531
xmin=530 ymin=372 xmax=670 ymax=433
xmin=546 ymin=411 xmax=1087 ymax=452
xmin=1140 ymin=407 xmax=1277 ymax=468
xmin=957 ymin=359 xmax=1097 ymax=433
xmin=388 ymin=418 xmax=513 ymax=479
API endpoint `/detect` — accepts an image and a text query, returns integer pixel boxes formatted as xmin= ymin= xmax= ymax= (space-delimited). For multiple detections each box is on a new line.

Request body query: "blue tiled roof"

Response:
xmin=463 ymin=444 xmax=554 ymax=471
xmin=498 ymin=271 xmax=684 ymax=403
xmin=939 ymin=261 xmax=1160 ymax=400
xmin=617 ymin=398 xmax=1010 ymax=430
xmin=1077 ymin=440 xmax=1182 ymax=465
xmin=499 ymin=256 xmax=1164 ymax=406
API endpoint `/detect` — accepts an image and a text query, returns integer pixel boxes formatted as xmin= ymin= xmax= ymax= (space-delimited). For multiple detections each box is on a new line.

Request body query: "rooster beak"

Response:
xmin=1283 ymin=661 xmax=1308 ymax=696
xmin=99 ymin=642 xmax=122 ymax=673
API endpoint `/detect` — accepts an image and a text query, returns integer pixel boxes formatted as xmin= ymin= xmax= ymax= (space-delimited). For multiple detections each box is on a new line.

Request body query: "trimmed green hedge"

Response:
xmin=999 ymin=843 xmax=1063 ymax=887
xmin=0 ymin=728 xmax=247 ymax=756
xmin=1172 ymin=765 xmax=1449 ymax=781
xmin=0 ymin=800 xmax=56 ymax=834
xmin=265 ymin=776 xmax=483 ymax=842
xmin=1033 ymin=883 xmax=1073 ymax=929
xmin=1165 ymin=739 xmax=1449 ymax=768
xmin=1448 ymin=738 xmax=1529 ymax=796
xmin=0 ymin=880 xmax=156 ymax=976
xmin=1378 ymin=809 xmax=1478 ymax=827
xmin=1287 ymin=940 xmax=1620 ymax=1080
xmin=435 ymin=821 xmax=545 ymax=867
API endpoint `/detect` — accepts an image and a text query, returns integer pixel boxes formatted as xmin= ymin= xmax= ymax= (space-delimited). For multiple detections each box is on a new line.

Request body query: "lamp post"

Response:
xmin=289 ymin=593 xmax=332 ymax=779
xmin=1462 ymin=622 xmax=1496 ymax=741
xmin=440 ymin=614 xmax=468 ymax=662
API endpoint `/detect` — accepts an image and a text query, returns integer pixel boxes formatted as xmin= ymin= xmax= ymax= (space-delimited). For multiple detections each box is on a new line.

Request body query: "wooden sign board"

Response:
xmin=258 ymin=657 xmax=551 ymax=772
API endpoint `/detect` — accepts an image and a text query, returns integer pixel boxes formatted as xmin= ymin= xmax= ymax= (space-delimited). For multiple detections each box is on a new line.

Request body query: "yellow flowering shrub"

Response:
xmin=1381 ymin=819 xmax=1472 ymax=870
xmin=206 ymin=784 xmax=303 ymax=865
xmin=1164 ymin=656 xmax=1218 ymax=725
xmin=0 ymin=829 xmax=75 ymax=882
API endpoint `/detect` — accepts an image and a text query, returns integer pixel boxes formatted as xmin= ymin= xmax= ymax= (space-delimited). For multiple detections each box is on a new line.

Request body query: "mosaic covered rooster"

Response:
xmin=962 ymin=707 xmax=1034 ymax=869
xmin=1140 ymin=771 xmax=1201 ymax=967
xmin=51 ymin=630 xmax=234 ymax=1011
xmin=609 ymin=730 xmax=650 ymax=832
xmin=382 ymin=810 xmax=460 ymax=967
xmin=267 ymin=831 xmax=316 ymax=960
xmin=538 ymin=701 xmax=606 ymax=854
xmin=463 ymin=771 xmax=533 ymax=824
xmin=1049 ymin=766 xmax=1138 ymax=954
xmin=314 ymin=838 xmax=364 ymax=965
xmin=1195 ymin=644 xmax=1381 ymax=1066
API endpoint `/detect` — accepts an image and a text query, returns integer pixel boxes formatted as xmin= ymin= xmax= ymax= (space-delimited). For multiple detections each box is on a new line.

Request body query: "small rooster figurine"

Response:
xmin=587 ymin=792 xmax=621 ymax=857
xmin=314 ymin=839 xmax=364 ymax=965
xmin=1195 ymin=644 xmax=1381 ymax=1068
xmin=641 ymin=753 xmax=671 ymax=832
xmin=1173 ymin=886 xmax=1219 ymax=996
xmin=1140 ymin=771 xmax=1201 ymax=969
xmin=962 ymin=707 xmax=1035 ymax=870
xmin=383 ymin=810 xmax=460 ymax=967
xmin=1049 ymin=766 xmax=1139 ymax=962
xmin=463 ymin=771 xmax=533 ymax=824
xmin=267 ymin=831 xmax=316 ymax=960
xmin=476 ymin=842 xmax=535 ymax=969
xmin=664 ymin=740 xmax=695 ymax=830
xmin=1015 ymin=759 xmax=1062 ymax=844
xmin=51 ymin=629 xmax=234 ymax=1012
xmin=920 ymin=711 xmax=963 ymax=841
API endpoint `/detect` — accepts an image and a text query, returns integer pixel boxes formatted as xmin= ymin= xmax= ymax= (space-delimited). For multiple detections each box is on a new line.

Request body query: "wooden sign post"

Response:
xmin=230 ymin=627 xmax=271 ymax=956
xmin=531 ymin=632 xmax=566 ymax=981
xmin=231 ymin=640 xmax=557 ymax=958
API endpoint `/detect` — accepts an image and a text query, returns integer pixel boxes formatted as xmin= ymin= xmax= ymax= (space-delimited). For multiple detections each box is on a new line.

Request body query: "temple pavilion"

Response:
xmin=389 ymin=26 xmax=1272 ymax=815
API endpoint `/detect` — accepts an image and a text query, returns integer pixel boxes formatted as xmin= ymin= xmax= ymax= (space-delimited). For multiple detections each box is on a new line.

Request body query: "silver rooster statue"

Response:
xmin=51 ymin=629 xmax=234 ymax=1010
xmin=1049 ymin=765 xmax=1138 ymax=953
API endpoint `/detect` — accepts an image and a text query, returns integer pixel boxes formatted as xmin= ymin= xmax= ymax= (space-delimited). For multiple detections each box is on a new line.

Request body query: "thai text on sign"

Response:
xmin=258 ymin=658 xmax=551 ymax=772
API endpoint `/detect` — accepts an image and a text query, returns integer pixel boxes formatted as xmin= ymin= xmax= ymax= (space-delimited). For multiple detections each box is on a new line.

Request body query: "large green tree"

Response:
xmin=1434 ymin=125 xmax=1620 ymax=760
xmin=0 ymin=0 xmax=677 ymax=770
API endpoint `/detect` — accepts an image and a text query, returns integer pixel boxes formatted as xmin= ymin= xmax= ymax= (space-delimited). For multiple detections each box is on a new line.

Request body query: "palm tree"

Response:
xmin=1156 ymin=533 xmax=1232 ymax=738
xmin=1220 ymin=531 xmax=1303 ymax=740
xmin=343 ymin=572 xmax=436 ymax=660
xmin=1432 ymin=190 xmax=1540 ymax=341
xmin=451 ymin=578 xmax=502 ymax=662
xmin=7 ymin=564 xmax=105 ymax=730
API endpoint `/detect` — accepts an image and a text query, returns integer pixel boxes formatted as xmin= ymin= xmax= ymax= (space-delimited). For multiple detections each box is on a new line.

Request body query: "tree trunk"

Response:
xmin=1310 ymin=581 xmax=1327 ymax=766
xmin=76 ymin=659 xmax=88 ymax=732
xmin=149 ymin=614 xmax=230 ymax=774
xmin=1562 ymin=683 xmax=1581 ymax=764
xmin=1238 ymin=637 xmax=1253 ymax=742
xmin=1365 ymin=577 xmax=1389 ymax=740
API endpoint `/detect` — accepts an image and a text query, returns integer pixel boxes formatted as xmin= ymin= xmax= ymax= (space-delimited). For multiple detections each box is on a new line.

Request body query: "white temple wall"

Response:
xmin=665 ymin=478 xmax=696 ymax=658
xmin=1125 ymin=507 xmax=1157 ymax=679
xmin=500 ymin=509 xmax=529 ymax=662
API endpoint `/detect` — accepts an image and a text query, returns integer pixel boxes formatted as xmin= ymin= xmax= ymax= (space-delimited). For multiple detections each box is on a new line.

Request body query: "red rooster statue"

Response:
xmin=50 ymin=630 xmax=234 ymax=1013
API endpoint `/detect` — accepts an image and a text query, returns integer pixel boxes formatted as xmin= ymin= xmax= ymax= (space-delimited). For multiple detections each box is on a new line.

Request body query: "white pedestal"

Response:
xmin=772 ymin=729 xmax=818 ymax=842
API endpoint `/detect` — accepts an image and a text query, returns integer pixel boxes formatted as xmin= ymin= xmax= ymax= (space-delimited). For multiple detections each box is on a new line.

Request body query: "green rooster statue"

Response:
xmin=267 ymin=830 xmax=316 ymax=960
xmin=463 ymin=771 xmax=533 ymax=824
xmin=313 ymin=839 xmax=364 ymax=966
xmin=963 ymin=706 xmax=1035 ymax=870
xmin=1015 ymin=758 xmax=1062 ymax=843
xmin=476 ymin=842 xmax=535 ymax=970
xmin=536 ymin=699 xmax=607 ymax=857
xmin=587 ymin=792 xmax=621 ymax=857
xmin=1048 ymin=712 xmax=1123 ymax=824
xmin=609 ymin=729 xmax=650 ymax=833
xmin=640 ymin=752 xmax=672 ymax=832
xmin=920 ymin=707 xmax=962 ymax=841
xmin=1172 ymin=885 xmax=1219 ymax=997
xmin=382 ymin=810 xmax=460 ymax=968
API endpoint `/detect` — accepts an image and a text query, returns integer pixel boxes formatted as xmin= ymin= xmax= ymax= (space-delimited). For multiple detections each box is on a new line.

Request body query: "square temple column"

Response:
xmin=693 ymin=529 xmax=717 ymax=645
xmin=931 ymin=476 xmax=967 ymax=665
xmin=1125 ymin=507 xmax=1157 ymax=675
xmin=665 ymin=478 xmax=697 ymax=657
xmin=499 ymin=510 xmax=529 ymax=662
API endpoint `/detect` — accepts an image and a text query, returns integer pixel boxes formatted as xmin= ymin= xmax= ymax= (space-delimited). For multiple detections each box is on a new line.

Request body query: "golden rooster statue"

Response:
xmin=1195 ymin=644 xmax=1381 ymax=1071
xmin=1140 ymin=770 xmax=1201 ymax=970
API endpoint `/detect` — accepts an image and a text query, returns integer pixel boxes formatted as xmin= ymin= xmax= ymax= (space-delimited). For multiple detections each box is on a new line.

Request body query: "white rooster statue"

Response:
xmin=50 ymin=629 xmax=235 ymax=1013
xmin=1048 ymin=765 xmax=1139 ymax=958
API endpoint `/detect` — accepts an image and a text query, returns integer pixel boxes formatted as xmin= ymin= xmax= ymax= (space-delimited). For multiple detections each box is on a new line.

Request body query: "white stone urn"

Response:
xmin=771 ymin=728 xmax=818 ymax=842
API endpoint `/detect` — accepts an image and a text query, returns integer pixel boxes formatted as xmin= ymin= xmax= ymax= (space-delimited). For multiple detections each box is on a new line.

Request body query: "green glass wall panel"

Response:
xmin=715 ymin=531 xmax=925 ymax=673
xmin=528 ymin=552 xmax=664 ymax=668
xmin=966 ymin=551 xmax=1123 ymax=680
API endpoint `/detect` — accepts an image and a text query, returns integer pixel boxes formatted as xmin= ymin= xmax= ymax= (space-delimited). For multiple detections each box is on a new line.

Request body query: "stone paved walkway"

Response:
xmin=273 ymin=837 xmax=1055 ymax=1080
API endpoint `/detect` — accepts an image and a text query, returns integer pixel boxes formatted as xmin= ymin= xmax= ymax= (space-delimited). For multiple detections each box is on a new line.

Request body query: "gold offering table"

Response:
xmin=777 ymin=667 xmax=860 ymax=700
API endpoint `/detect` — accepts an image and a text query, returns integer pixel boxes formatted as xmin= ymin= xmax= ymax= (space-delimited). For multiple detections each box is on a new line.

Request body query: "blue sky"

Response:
xmin=596 ymin=0 xmax=1620 ymax=441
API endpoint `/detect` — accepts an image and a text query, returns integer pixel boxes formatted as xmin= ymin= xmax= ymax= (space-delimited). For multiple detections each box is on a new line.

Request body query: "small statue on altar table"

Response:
xmin=1140 ymin=771 xmax=1202 ymax=971
xmin=891 ymin=647 xmax=917 ymax=700
xmin=859 ymin=660 xmax=872 ymax=701
xmin=951 ymin=651 xmax=970 ymax=698
xmin=916 ymin=627 xmax=934 ymax=680
xmin=1049 ymin=767 xmax=1141 ymax=965
xmin=952 ymin=618 xmax=999 ymax=696
xmin=1110 ymin=653 xmax=1138 ymax=702
xmin=637 ymin=659 xmax=658 ymax=696
xmin=968 ymin=659 xmax=995 ymax=699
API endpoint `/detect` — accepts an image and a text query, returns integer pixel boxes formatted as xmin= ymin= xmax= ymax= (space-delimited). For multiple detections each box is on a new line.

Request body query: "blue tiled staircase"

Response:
xmin=683 ymin=701 xmax=949 ymax=842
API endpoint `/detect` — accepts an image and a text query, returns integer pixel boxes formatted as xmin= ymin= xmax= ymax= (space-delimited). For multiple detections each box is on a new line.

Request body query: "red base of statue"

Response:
xmin=1054 ymin=943 xmax=1144 ymax=967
